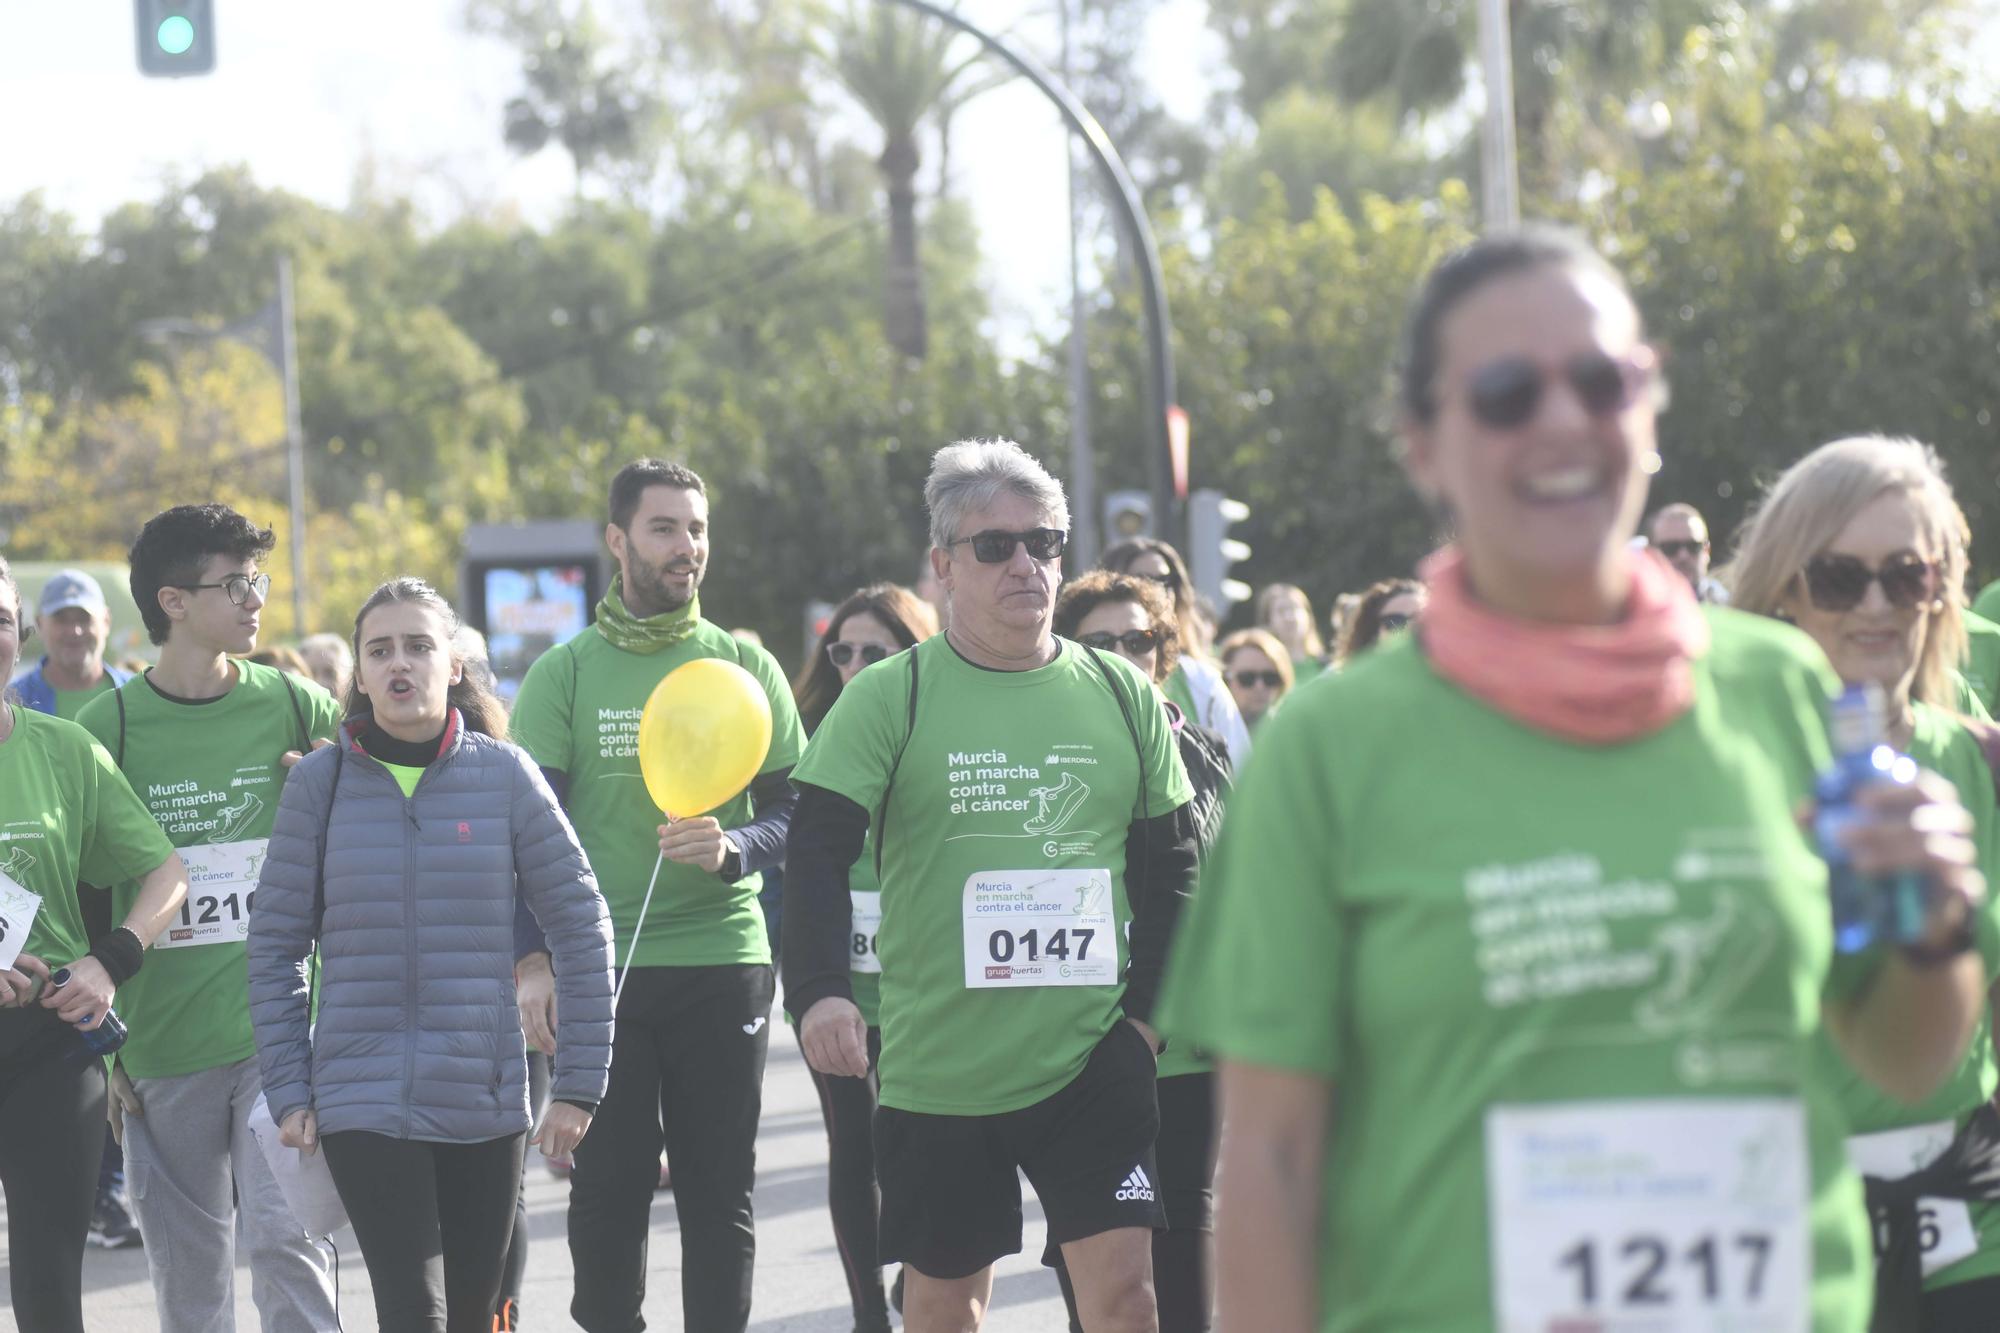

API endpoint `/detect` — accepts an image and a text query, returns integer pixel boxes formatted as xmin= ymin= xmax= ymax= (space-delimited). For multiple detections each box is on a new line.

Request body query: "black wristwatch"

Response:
xmin=1901 ymin=889 xmax=1978 ymax=968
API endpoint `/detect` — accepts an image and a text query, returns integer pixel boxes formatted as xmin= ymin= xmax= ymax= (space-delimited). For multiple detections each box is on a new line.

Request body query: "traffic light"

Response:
xmin=1103 ymin=491 xmax=1153 ymax=543
xmin=136 ymin=0 xmax=215 ymax=77
xmin=1188 ymin=489 xmax=1251 ymax=613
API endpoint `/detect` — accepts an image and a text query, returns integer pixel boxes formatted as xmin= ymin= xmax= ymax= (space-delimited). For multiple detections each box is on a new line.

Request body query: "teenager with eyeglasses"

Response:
xmin=0 ymin=553 xmax=189 ymax=1333
xmin=1725 ymin=436 xmax=2000 ymax=1330
xmin=1052 ymin=569 xmax=1235 ymax=1333
xmin=1216 ymin=628 xmax=1294 ymax=733
xmin=785 ymin=440 xmax=1197 ymax=1333
xmin=1332 ymin=578 xmax=1427 ymax=668
xmin=508 ymin=460 xmax=804 ymax=1333
xmin=73 ymin=504 xmax=344 ymax=1332
xmin=1160 ymin=228 xmax=1991 ymax=1333
xmin=1101 ymin=537 xmax=1252 ymax=769
xmin=788 ymin=582 xmax=940 ymax=1333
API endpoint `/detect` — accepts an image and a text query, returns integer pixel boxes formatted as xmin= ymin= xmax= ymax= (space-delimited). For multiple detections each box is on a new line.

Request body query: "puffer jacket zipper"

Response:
xmin=360 ymin=737 xmax=449 ymax=1140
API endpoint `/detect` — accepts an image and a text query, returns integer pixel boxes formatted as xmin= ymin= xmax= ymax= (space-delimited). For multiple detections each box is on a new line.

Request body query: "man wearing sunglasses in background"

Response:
xmin=510 ymin=459 xmax=805 ymax=1333
xmin=784 ymin=439 xmax=1197 ymax=1333
xmin=75 ymin=504 xmax=343 ymax=1332
xmin=1646 ymin=502 xmax=1730 ymax=604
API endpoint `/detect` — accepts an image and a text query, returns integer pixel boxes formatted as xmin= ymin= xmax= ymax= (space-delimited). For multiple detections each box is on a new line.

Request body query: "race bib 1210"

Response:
xmin=962 ymin=868 xmax=1118 ymax=989
xmin=157 ymin=838 xmax=268 ymax=950
xmin=1486 ymin=1098 xmax=1810 ymax=1332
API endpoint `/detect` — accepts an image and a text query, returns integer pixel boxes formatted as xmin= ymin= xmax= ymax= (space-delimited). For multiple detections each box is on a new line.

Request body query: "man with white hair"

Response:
xmin=785 ymin=439 xmax=1197 ymax=1333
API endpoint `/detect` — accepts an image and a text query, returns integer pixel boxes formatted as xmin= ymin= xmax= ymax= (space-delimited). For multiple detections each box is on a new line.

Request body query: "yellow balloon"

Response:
xmin=638 ymin=658 xmax=774 ymax=818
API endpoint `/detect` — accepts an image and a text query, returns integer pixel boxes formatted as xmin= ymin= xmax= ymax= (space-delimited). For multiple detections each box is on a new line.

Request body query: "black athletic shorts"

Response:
xmin=874 ymin=1019 xmax=1165 ymax=1280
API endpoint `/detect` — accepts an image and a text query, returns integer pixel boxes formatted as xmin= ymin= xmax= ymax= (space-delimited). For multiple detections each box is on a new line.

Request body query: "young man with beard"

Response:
xmin=510 ymin=459 xmax=806 ymax=1333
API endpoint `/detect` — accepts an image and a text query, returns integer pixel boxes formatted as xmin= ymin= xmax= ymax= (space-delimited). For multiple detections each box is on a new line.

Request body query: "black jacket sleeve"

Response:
xmin=1120 ymin=803 xmax=1199 ymax=1025
xmin=780 ymin=781 xmax=869 ymax=1023
xmin=717 ymin=766 xmax=798 ymax=881
xmin=515 ymin=766 xmax=569 ymax=962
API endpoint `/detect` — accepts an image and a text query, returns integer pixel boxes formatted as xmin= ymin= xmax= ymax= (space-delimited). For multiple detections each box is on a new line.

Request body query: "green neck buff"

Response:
xmin=595 ymin=573 xmax=702 ymax=654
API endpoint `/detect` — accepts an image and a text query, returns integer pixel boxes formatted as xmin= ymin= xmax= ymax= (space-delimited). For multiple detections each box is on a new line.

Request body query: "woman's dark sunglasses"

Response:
xmin=1079 ymin=629 xmax=1161 ymax=656
xmin=949 ymin=527 xmax=1067 ymax=564
xmin=1377 ymin=613 xmax=1414 ymax=633
xmin=1462 ymin=350 xmax=1658 ymax=430
xmin=1229 ymin=670 xmax=1285 ymax=690
xmin=1802 ymin=553 xmax=1939 ymax=613
xmin=826 ymin=641 xmax=895 ymax=668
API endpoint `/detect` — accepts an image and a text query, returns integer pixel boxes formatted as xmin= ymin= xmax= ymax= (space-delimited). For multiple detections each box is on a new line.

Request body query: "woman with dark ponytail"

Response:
xmin=248 ymin=578 xmax=615 ymax=1333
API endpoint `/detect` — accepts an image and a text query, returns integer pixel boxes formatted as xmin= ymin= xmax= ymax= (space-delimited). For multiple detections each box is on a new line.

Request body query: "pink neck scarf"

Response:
xmin=1417 ymin=545 xmax=1711 ymax=745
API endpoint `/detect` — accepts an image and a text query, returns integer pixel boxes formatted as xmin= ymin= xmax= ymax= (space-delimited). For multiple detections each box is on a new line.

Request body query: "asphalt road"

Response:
xmin=7 ymin=1033 xmax=1075 ymax=1331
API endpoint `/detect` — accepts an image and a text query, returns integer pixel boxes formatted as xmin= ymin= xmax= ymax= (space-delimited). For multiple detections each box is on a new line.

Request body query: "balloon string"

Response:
xmin=616 ymin=851 xmax=666 ymax=1006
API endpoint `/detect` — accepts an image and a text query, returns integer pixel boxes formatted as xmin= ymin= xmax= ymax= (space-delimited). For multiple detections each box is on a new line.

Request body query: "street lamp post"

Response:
xmin=137 ymin=253 xmax=311 ymax=636
xmin=1477 ymin=0 xmax=1521 ymax=229
xmin=874 ymin=0 xmax=1179 ymax=548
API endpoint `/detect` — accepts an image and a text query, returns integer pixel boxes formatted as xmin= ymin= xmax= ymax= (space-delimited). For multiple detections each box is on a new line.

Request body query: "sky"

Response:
xmin=0 ymin=1 xmax=1224 ymax=342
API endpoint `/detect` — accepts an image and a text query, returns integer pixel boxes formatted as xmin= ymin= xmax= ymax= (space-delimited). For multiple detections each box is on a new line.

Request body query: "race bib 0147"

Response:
xmin=962 ymin=868 xmax=1118 ymax=989
xmin=1486 ymin=1098 xmax=1810 ymax=1333
xmin=157 ymin=838 xmax=268 ymax=951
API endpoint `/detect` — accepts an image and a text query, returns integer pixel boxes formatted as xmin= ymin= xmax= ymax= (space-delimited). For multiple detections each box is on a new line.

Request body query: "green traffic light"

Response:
xmin=156 ymin=15 xmax=195 ymax=55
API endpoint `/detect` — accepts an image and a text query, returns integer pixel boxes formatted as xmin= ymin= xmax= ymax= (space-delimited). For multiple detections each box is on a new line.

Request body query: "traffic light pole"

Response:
xmin=874 ymin=0 xmax=1180 ymax=549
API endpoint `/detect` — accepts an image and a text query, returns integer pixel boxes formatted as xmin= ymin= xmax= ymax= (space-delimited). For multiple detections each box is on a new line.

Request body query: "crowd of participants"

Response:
xmin=6 ymin=225 xmax=2000 ymax=1333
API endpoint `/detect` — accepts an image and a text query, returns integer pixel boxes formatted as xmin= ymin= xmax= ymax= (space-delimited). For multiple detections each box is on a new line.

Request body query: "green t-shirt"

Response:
xmin=794 ymin=635 xmax=1193 ymax=1116
xmin=509 ymin=621 xmax=805 ymax=968
xmin=1961 ymin=612 xmax=2000 ymax=717
xmin=76 ymin=663 xmax=342 ymax=1079
xmin=54 ymin=675 xmax=115 ymax=721
xmin=1159 ymin=609 xmax=1874 ymax=1332
xmin=1816 ymin=701 xmax=2000 ymax=1291
xmin=0 ymin=708 xmax=173 ymax=969
xmin=1292 ymin=654 xmax=1326 ymax=686
xmin=1972 ymin=580 xmax=2000 ymax=628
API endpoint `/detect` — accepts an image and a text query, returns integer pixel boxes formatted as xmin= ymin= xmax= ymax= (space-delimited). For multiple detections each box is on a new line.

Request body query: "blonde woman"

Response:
xmin=1256 ymin=584 xmax=1327 ymax=684
xmin=1218 ymin=628 xmax=1295 ymax=732
xmin=1726 ymin=436 xmax=2000 ymax=1330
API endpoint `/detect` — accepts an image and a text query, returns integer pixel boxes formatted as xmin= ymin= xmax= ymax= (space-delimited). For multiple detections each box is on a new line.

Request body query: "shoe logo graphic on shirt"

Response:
xmin=0 ymin=846 xmax=36 ymax=882
xmin=1024 ymin=772 xmax=1090 ymax=836
xmin=1114 ymin=1165 xmax=1155 ymax=1203
xmin=742 ymin=1017 xmax=767 ymax=1035
xmin=211 ymin=790 xmax=265 ymax=843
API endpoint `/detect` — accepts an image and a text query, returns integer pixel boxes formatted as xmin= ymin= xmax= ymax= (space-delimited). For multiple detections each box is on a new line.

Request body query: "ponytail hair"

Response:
xmin=344 ymin=578 xmax=510 ymax=739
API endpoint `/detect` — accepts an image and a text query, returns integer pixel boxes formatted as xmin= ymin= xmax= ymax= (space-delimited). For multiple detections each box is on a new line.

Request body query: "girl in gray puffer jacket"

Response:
xmin=248 ymin=578 xmax=614 ymax=1333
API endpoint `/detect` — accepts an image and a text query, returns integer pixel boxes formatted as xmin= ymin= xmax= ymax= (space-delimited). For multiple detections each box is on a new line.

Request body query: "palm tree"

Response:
xmin=826 ymin=4 xmax=999 ymax=360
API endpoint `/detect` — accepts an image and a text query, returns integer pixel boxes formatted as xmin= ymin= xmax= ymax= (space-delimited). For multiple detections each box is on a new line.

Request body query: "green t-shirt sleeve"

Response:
xmin=74 ymin=689 xmax=119 ymax=756
xmin=305 ymin=679 xmax=344 ymax=743
xmin=744 ymin=642 xmax=807 ymax=773
xmin=791 ymin=656 xmax=902 ymax=813
xmin=510 ymin=640 xmax=580 ymax=774
xmin=1158 ymin=702 xmax=1347 ymax=1077
xmin=1953 ymin=671 xmax=1994 ymax=722
xmin=76 ymin=740 xmax=175 ymax=890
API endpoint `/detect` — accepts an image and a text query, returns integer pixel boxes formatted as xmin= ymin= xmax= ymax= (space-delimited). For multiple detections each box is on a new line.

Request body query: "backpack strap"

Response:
xmin=873 ymin=640 xmax=923 ymax=880
xmin=114 ymin=685 xmax=128 ymax=769
xmin=1080 ymin=644 xmax=1148 ymax=823
xmin=280 ymin=671 xmax=311 ymax=754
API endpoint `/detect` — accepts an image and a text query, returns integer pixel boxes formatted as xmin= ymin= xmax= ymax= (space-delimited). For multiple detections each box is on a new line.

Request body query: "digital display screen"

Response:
xmin=478 ymin=562 xmax=594 ymax=700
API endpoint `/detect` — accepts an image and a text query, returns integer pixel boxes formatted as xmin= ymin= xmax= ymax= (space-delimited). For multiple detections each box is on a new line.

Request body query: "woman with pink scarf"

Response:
xmin=1158 ymin=229 xmax=1989 ymax=1333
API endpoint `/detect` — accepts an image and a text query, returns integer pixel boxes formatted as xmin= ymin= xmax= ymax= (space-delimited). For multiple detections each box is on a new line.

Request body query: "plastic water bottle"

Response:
xmin=1816 ymin=684 xmax=1927 ymax=954
xmin=49 ymin=966 xmax=129 ymax=1060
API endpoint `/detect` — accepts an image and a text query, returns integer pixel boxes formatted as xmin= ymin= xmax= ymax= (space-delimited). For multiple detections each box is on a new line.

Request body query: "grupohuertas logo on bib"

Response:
xmin=1464 ymin=830 xmax=1779 ymax=1041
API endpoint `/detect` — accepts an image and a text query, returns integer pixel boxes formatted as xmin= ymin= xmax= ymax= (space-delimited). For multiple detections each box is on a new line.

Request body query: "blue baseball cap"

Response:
xmin=38 ymin=569 xmax=108 ymax=618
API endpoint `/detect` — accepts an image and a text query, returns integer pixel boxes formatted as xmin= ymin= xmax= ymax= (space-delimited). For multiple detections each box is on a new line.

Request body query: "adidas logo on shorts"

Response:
xmin=1114 ymin=1166 xmax=1155 ymax=1203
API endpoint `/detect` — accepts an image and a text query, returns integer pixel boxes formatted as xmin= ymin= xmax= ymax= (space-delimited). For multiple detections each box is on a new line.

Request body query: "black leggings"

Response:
xmin=496 ymin=1051 xmax=552 ymax=1325
xmin=1920 ymin=1274 xmax=2000 ymax=1329
xmin=322 ymin=1129 xmax=526 ymax=1333
xmin=568 ymin=963 xmax=773 ymax=1333
xmin=1055 ymin=1070 xmax=1216 ymax=1333
xmin=805 ymin=1024 xmax=889 ymax=1331
xmin=0 ymin=1007 xmax=104 ymax=1333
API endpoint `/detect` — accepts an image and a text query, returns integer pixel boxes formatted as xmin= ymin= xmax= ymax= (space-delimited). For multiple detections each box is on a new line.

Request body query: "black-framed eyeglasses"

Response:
xmin=948 ymin=528 xmax=1067 ymax=564
xmin=1655 ymin=540 xmax=1706 ymax=560
xmin=825 ymin=641 xmax=895 ymax=669
xmin=1229 ymin=670 xmax=1285 ymax=690
xmin=1460 ymin=348 xmax=1660 ymax=430
xmin=1377 ymin=613 xmax=1414 ymax=634
xmin=1078 ymin=629 xmax=1161 ymax=656
xmin=1802 ymin=552 xmax=1939 ymax=614
xmin=173 ymin=572 xmax=271 ymax=606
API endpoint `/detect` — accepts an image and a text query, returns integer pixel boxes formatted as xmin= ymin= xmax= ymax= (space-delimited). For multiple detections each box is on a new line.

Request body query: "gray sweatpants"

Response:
xmin=126 ymin=1055 xmax=340 ymax=1332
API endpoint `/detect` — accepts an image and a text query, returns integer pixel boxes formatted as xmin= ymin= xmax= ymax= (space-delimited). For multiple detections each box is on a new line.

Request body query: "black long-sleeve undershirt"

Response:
xmin=781 ymin=780 xmax=1198 ymax=1026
